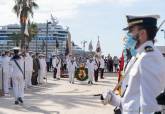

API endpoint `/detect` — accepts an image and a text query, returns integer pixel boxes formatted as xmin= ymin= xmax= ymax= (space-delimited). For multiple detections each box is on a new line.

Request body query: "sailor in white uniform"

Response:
xmin=1 ymin=51 xmax=11 ymax=96
xmin=25 ymin=52 xmax=33 ymax=88
xmin=38 ymin=54 xmax=47 ymax=84
xmin=67 ymin=57 xmax=77 ymax=84
xmin=10 ymin=47 xmax=24 ymax=105
xmin=86 ymin=57 xmax=95 ymax=84
xmin=52 ymin=55 xmax=61 ymax=80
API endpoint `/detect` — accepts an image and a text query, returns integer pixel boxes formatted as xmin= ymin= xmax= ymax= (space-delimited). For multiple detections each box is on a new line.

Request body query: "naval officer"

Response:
xmin=101 ymin=15 xmax=165 ymax=114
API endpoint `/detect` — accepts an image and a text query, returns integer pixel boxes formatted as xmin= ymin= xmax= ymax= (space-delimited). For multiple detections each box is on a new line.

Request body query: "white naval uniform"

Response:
xmin=67 ymin=61 xmax=77 ymax=83
xmin=100 ymin=58 xmax=105 ymax=69
xmin=86 ymin=60 xmax=95 ymax=83
xmin=52 ymin=57 xmax=61 ymax=79
xmin=38 ymin=58 xmax=47 ymax=84
xmin=25 ymin=53 xmax=33 ymax=88
xmin=1 ymin=55 xmax=11 ymax=94
xmin=10 ymin=57 xmax=24 ymax=100
xmin=105 ymin=41 xmax=165 ymax=114
xmin=42 ymin=57 xmax=47 ymax=78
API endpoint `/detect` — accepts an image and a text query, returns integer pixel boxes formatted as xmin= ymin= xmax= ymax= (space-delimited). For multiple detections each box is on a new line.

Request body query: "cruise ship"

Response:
xmin=0 ymin=18 xmax=82 ymax=55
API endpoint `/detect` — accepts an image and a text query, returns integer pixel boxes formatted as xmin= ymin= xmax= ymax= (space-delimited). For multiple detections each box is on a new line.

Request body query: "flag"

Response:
xmin=65 ymin=38 xmax=69 ymax=56
xmin=96 ymin=36 xmax=101 ymax=53
xmin=56 ymin=38 xmax=59 ymax=48
xmin=88 ymin=40 xmax=93 ymax=52
xmin=24 ymin=18 xmax=29 ymax=36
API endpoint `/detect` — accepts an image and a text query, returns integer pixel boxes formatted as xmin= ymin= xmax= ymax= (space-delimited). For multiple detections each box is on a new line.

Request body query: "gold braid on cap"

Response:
xmin=128 ymin=20 xmax=143 ymax=26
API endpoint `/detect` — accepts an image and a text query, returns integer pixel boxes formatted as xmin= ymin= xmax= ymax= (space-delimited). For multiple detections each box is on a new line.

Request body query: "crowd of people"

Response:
xmin=0 ymin=46 xmax=121 ymax=105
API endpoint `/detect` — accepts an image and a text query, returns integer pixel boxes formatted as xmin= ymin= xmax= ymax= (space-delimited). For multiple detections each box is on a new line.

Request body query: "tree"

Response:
xmin=9 ymin=32 xmax=22 ymax=46
xmin=13 ymin=0 xmax=38 ymax=49
xmin=28 ymin=22 xmax=38 ymax=46
xmin=28 ymin=22 xmax=38 ymax=52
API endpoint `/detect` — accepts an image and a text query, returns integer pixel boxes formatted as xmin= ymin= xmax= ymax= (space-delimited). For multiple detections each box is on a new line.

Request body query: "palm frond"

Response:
xmin=31 ymin=2 xmax=39 ymax=9
xmin=29 ymin=8 xmax=34 ymax=17
xmin=13 ymin=5 xmax=20 ymax=17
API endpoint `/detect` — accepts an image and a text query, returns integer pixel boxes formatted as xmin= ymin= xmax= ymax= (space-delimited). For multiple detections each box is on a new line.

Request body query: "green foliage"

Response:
xmin=28 ymin=22 xmax=38 ymax=43
xmin=9 ymin=32 xmax=22 ymax=46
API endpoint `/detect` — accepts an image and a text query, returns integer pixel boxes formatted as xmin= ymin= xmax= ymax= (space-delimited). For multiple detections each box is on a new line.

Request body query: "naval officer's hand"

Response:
xmin=101 ymin=91 xmax=113 ymax=105
xmin=101 ymin=90 xmax=121 ymax=106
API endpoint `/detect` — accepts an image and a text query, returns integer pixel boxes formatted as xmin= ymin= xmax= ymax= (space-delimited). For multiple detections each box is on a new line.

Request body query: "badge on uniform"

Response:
xmin=144 ymin=46 xmax=154 ymax=52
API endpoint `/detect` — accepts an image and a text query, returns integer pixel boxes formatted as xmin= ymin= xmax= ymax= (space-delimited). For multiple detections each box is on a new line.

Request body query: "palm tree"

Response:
xmin=28 ymin=22 xmax=38 ymax=48
xmin=9 ymin=32 xmax=22 ymax=46
xmin=13 ymin=0 xmax=38 ymax=49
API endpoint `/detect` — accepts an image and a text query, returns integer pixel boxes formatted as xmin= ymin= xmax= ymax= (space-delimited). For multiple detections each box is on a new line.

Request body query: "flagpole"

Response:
xmin=46 ymin=21 xmax=51 ymax=59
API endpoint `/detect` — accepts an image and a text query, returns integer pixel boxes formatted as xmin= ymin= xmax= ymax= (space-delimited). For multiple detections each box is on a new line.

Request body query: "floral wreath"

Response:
xmin=75 ymin=64 xmax=88 ymax=81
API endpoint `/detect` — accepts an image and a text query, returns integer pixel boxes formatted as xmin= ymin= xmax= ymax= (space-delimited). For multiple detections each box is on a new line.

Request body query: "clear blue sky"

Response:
xmin=0 ymin=0 xmax=165 ymax=57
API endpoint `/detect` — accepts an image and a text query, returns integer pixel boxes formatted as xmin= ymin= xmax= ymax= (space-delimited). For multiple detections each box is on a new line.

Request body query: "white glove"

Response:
xmin=101 ymin=90 xmax=121 ymax=106
xmin=101 ymin=91 xmax=113 ymax=105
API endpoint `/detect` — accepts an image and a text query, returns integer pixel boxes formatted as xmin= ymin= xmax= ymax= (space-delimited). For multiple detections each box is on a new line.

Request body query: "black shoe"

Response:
xmin=18 ymin=97 xmax=23 ymax=103
xmin=15 ymin=101 xmax=19 ymax=105
xmin=88 ymin=81 xmax=90 ymax=84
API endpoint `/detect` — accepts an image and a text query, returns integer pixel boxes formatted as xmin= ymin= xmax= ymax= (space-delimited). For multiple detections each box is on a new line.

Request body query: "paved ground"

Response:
xmin=0 ymin=72 xmax=118 ymax=114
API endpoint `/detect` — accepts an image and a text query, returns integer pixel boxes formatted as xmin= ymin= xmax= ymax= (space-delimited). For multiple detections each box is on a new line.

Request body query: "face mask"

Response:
xmin=123 ymin=33 xmax=137 ymax=56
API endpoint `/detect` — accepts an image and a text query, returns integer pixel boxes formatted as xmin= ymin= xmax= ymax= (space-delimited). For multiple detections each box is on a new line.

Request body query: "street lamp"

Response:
xmin=46 ymin=21 xmax=51 ymax=59
xmin=161 ymin=29 xmax=165 ymax=40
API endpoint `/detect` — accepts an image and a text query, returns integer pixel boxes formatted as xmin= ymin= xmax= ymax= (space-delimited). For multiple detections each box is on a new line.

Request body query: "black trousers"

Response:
xmin=31 ymin=71 xmax=38 ymax=85
xmin=100 ymin=68 xmax=104 ymax=78
xmin=46 ymin=62 xmax=50 ymax=72
xmin=53 ymin=68 xmax=57 ymax=79
xmin=94 ymin=69 xmax=99 ymax=82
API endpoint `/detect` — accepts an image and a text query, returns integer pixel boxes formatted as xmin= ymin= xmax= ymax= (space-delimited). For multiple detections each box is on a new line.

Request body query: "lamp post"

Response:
xmin=35 ymin=36 xmax=37 ymax=53
xmin=46 ymin=21 xmax=51 ymax=59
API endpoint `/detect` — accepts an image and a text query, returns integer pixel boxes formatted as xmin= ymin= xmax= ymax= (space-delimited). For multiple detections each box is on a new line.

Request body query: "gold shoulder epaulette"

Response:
xmin=144 ymin=46 xmax=154 ymax=52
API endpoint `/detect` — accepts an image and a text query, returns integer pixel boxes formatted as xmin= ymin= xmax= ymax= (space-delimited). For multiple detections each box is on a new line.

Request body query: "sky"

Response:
xmin=0 ymin=0 xmax=165 ymax=57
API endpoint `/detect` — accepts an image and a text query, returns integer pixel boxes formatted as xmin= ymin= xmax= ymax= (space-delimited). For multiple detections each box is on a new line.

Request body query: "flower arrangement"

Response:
xmin=75 ymin=63 xmax=88 ymax=81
